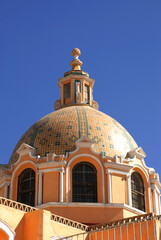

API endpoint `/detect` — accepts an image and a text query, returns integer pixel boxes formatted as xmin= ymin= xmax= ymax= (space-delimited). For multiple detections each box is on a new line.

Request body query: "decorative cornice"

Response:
xmin=37 ymin=160 xmax=67 ymax=169
xmin=58 ymin=74 xmax=95 ymax=87
xmin=104 ymin=162 xmax=133 ymax=172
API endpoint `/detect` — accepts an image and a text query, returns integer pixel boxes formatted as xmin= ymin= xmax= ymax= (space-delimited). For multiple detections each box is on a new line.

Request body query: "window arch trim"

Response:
xmin=66 ymin=154 xmax=105 ymax=203
xmin=10 ymin=161 xmax=37 ymax=202
xmin=0 ymin=218 xmax=15 ymax=240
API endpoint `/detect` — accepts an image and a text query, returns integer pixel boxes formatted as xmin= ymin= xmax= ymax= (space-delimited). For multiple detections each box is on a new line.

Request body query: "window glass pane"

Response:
xmin=64 ymin=83 xmax=70 ymax=99
xmin=17 ymin=168 xmax=35 ymax=206
xmin=72 ymin=162 xmax=97 ymax=203
xmin=131 ymin=172 xmax=145 ymax=211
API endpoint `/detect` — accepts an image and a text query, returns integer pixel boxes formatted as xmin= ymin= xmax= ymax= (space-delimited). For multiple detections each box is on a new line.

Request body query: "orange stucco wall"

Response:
xmin=0 ymin=229 xmax=8 ymax=240
xmin=0 ymin=147 xmax=158 ymax=228
xmin=111 ymin=174 xmax=126 ymax=204
xmin=0 ymin=204 xmax=85 ymax=240
xmin=43 ymin=172 xmax=59 ymax=203
xmin=0 ymin=186 xmax=5 ymax=197
xmin=44 ymin=205 xmax=125 ymax=224
xmin=87 ymin=218 xmax=157 ymax=240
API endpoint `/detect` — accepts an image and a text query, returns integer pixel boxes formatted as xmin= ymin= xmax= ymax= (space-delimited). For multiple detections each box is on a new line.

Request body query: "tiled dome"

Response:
xmin=9 ymin=105 xmax=137 ymax=164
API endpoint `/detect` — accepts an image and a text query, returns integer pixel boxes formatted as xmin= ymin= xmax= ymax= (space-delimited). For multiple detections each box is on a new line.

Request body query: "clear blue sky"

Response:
xmin=0 ymin=1 xmax=161 ymax=175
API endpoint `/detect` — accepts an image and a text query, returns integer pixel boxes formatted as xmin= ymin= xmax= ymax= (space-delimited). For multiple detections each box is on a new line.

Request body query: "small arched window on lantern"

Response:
xmin=17 ymin=168 xmax=35 ymax=206
xmin=72 ymin=162 xmax=97 ymax=203
xmin=131 ymin=172 xmax=145 ymax=211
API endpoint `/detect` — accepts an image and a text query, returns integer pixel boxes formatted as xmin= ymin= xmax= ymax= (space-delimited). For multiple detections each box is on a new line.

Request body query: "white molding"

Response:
xmin=16 ymin=143 xmax=35 ymax=156
xmin=59 ymin=168 xmax=65 ymax=203
xmin=106 ymin=171 xmax=112 ymax=203
xmin=106 ymin=168 xmax=132 ymax=206
xmin=148 ymin=184 xmax=153 ymax=212
xmin=38 ymin=171 xmax=43 ymax=205
xmin=151 ymin=185 xmax=160 ymax=195
xmin=66 ymin=154 xmax=105 ymax=203
xmin=38 ymin=202 xmax=146 ymax=215
xmin=10 ymin=160 xmax=37 ymax=200
xmin=131 ymin=165 xmax=153 ymax=213
xmin=69 ymin=137 xmax=101 ymax=157
xmin=153 ymin=187 xmax=158 ymax=214
xmin=132 ymin=164 xmax=149 ymax=181
xmin=0 ymin=181 xmax=10 ymax=198
xmin=0 ymin=175 xmax=11 ymax=186
xmin=11 ymin=152 xmax=36 ymax=170
xmin=150 ymin=178 xmax=161 ymax=190
xmin=75 ymin=136 xmax=94 ymax=148
xmin=0 ymin=218 xmax=15 ymax=240
xmin=104 ymin=162 xmax=132 ymax=172
xmin=37 ymin=161 xmax=67 ymax=169
xmin=50 ymin=236 xmax=65 ymax=240
xmin=39 ymin=168 xmax=63 ymax=173
xmin=58 ymin=75 xmax=94 ymax=88
xmin=126 ymin=174 xmax=132 ymax=206
xmin=106 ymin=168 xmax=130 ymax=176
xmin=0 ymin=181 xmax=10 ymax=189
xmin=126 ymin=147 xmax=146 ymax=160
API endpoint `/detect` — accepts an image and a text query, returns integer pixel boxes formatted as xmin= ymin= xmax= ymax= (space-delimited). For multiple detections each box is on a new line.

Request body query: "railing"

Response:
xmin=51 ymin=213 xmax=159 ymax=240
xmin=51 ymin=214 xmax=89 ymax=231
xmin=0 ymin=197 xmax=89 ymax=231
xmin=89 ymin=212 xmax=156 ymax=231
xmin=0 ymin=197 xmax=37 ymax=212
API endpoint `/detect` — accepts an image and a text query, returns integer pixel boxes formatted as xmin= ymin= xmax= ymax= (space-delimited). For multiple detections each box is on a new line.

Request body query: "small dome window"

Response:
xmin=84 ymin=85 xmax=89 ymax=104
xmin=72 ymin=162 xmax=97 ymax=203
xmin=64 ymin=83 xmax=70 ymax=99
xmin=17 ymin=168 xmax=35 ymax=206
xmin=131 ymin=172 xmax=145 ymax=211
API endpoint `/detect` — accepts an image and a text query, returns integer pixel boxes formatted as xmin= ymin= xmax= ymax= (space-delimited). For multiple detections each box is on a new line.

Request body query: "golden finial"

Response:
xmin=72 ymin=48 xmax=81 ymax=59
xmin=70 ymin=48 xmax=82 ymax=70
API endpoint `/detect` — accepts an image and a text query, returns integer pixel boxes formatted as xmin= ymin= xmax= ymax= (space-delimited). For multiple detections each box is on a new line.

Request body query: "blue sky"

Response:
xmin=0 ymin=1 xmax=161 ymax=176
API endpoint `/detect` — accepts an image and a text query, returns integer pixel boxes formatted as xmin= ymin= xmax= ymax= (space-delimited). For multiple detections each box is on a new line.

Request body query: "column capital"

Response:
xmin=126 ymin=174 xmax=131 ymax=179
xmin=59 ymin=168 xmax=65 ymax=173
xmin=106 ymin=169 xmax=112 ymax=175
xmin=4 ymin=181 xmax=10 ymax=186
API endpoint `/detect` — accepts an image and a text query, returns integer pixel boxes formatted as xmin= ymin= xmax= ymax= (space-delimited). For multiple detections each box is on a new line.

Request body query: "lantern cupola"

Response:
xmin=54 ymin=48 xmax=99 ymax=110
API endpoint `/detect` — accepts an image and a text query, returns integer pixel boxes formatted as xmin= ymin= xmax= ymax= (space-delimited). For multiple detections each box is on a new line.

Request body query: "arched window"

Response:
xmin=72 ymin=162 xmax=97 ymax=202
xmin=131 ymin=172 xmax=145 ymax=211
xmin=17 ymin=168 xmax=35 ymax=206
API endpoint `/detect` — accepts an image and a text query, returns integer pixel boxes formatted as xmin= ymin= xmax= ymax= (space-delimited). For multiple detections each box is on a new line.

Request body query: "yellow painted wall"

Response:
xmin=112 ymin=174 xmax=126 ymax=204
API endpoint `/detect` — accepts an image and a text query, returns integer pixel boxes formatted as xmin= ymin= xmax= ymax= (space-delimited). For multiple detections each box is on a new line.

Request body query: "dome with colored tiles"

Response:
xmin=9 ymin=49 xmax=138 ymax=164
xmin=9 ymin=105 xmax=137 ymax=164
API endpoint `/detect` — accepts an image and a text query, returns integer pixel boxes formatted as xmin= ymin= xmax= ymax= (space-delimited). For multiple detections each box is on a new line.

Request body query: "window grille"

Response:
xmin=64 ymin=83 xmax=70 ymax=99
xmin=131 ymin=172 xmax=145 ymax=211
xmin=17 ymin=168 xmax=35 ymax=206
xmin=72 ymin=162 xmax=97 ymax=202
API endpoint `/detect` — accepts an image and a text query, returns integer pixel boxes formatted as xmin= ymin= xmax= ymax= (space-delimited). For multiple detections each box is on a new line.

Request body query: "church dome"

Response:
xmin=9 ymin=105 xmax=137 ymax=164
xmin=9 ymin=49 xmax=138 ymax=164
